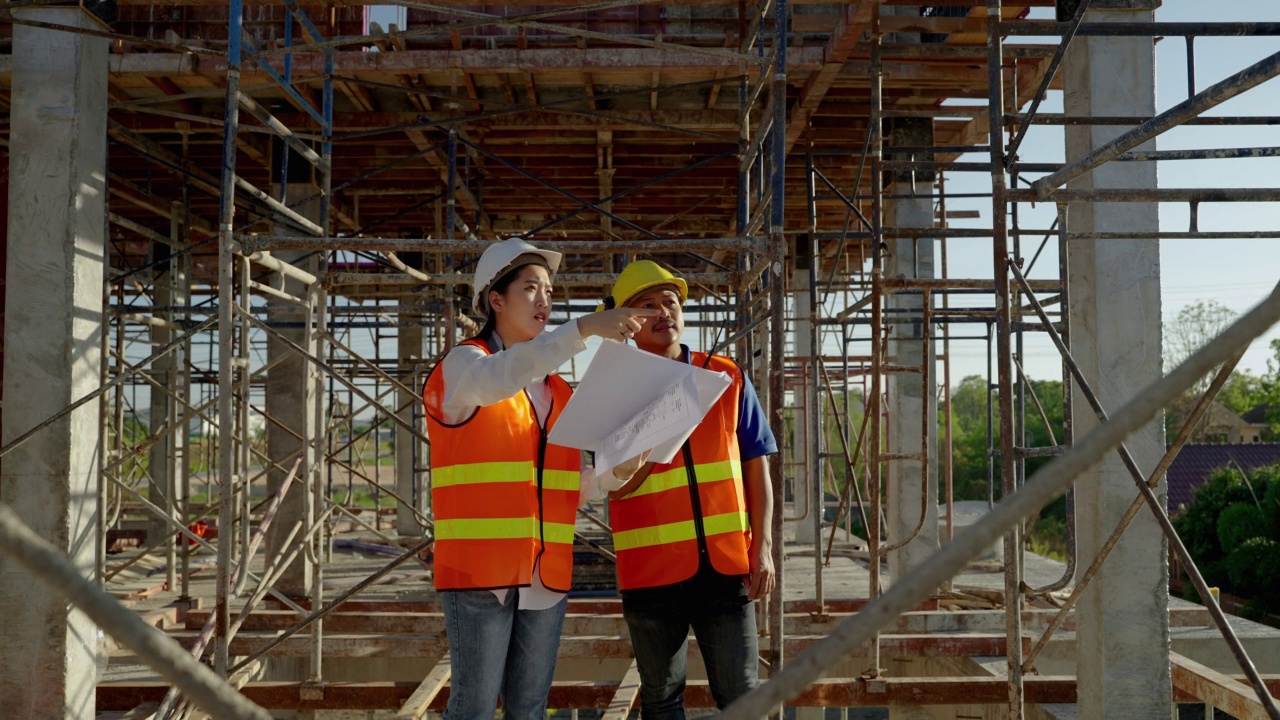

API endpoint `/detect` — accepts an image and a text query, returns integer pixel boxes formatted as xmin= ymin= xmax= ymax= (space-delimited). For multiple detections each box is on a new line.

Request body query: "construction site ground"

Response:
xmin=97 ymin=501 xmax=1280 ymax=719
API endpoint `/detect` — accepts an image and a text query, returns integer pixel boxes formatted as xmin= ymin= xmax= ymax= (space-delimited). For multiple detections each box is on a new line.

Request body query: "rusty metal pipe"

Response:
xmin=1009 ymin=263 xmax=1280 ymax=719
xmin=0 ymin=505 xmax=270 ymax=720
xmin=718 ymin=281 xmax=1280 ymax=720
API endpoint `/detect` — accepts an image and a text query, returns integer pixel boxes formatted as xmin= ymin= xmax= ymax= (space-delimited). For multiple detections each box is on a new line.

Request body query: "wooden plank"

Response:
xmin=165 ymin=630 xmax=1024 ymax=659
xmin=394 ymin=655 xmax=452 ymax=720
xmin=601 ymin=660 xmax=642 ymax=720
xmin=0 ymin=48 xmax=830 ymax=79
xmin=98 ymin=675 xmax=1078 ymax=711
xmin=1172 ymin=653 xmax=1277 ymax=720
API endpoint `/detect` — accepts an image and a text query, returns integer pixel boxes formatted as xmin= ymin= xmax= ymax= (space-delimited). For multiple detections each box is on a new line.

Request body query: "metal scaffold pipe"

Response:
xmin=717 ymin=282 xmax=1280 ymax=720
xmin=0 ymin=504 xmax=271 ymax=720
xmin=236 ymin=234 xmax=767 ymax=255
xmin=1032 ymin=48 xmax=1280 ymax=198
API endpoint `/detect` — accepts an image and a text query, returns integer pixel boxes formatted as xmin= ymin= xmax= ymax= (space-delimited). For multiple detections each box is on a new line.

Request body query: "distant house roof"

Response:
xmin=1241 ymin=403 xmax=1270 ymax=425
xmin=1166 ymin=443 xmax=1280 ymax=513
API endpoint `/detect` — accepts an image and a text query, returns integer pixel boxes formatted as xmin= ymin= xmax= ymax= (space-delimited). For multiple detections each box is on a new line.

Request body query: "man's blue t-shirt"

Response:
xmin=681 ymin=345 xmax=778 ymax=461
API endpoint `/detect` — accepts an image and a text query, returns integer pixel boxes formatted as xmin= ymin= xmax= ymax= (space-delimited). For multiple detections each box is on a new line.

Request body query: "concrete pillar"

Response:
xmin=792 ymin=269 xmax=818 ymax=545
xmin=884 ymin=117 xmax=940 ymax=582
xmin=0 ymin=9 xmax=108 ymax=718
xmin=395 ymin=312 xmax=424 ymax=536
xmin=265 ymin=186 xmax=320 ymax=596
xmin=1063 ymin=5 xmax=1171 ymax=718
xmin=147 ymin=207 xmax=188 ymax=581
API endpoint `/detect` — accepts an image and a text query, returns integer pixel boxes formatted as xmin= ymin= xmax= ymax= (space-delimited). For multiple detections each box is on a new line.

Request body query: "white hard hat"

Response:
xmin=471 ymin=238 xmax=562 ymax=317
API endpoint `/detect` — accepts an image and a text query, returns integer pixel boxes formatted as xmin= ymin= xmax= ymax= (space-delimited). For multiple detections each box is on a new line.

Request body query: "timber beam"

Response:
xmin=99 ymin=676 xmax=1081 ymax=711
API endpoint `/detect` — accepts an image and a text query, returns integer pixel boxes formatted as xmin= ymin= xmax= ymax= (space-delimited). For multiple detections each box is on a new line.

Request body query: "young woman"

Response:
xmin=422 ymin=237 xmax=655 ymax=720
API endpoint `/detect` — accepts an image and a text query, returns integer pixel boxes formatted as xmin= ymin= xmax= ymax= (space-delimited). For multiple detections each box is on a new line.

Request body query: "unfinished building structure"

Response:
xmin=0 ymin=0 xmax=1279 ymax=717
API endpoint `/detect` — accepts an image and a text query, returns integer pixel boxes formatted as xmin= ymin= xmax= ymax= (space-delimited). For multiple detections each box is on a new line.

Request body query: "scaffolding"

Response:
xmin=1 ymin=0 xmax=1280 ymax=718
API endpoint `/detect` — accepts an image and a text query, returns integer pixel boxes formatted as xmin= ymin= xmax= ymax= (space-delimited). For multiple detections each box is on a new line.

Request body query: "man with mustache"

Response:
xmin=599 ymin=260 xmax=777 ymax=720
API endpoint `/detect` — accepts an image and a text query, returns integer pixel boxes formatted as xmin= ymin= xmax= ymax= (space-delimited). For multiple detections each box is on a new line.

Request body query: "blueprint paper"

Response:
xmin=548 ymin=340 xmax=731 ymax=477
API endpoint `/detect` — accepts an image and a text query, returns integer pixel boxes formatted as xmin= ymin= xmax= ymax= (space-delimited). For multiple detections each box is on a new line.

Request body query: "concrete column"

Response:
xmin=147 ymin=209 xmax=188 ymax=575
xmin=791 ymin=269 xmax=818 ymax=545
xmin=884 ymin=118 xmax=940 ymax=582
xmin=1063 ymin=5 xmax=1171 ymax=718
xmin=395 ymin=312 xmax=424 ymax=536
xmin=265 ymin=186 xmax=320 ymax=595
xmin=0 ymin=9 xmax=108 ymax=718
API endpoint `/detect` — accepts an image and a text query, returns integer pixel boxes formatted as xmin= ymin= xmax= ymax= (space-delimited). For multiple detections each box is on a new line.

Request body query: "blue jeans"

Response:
xmin=441 ymin=589 xmax=568 ymax=720
xmin=621 ymin=565 xmax=759 ymax=720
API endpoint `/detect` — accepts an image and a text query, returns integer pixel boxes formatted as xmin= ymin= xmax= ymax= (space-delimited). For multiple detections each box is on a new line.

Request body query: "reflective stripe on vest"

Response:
xmin=612 ymin=510 xmax=749 ymax=552
xmin=609 ymin=352 xmax=752 ymax=590
xmin=433 ymin=462 xmax=579 ymax=493
xmin=423 ymin=338 xmax=580 ymax=591
xmin=435 ymin=518 xmax=577 ymax=545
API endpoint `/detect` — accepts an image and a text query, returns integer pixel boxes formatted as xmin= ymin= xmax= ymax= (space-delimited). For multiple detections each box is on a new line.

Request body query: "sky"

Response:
xmin=934 ymin=0 xmax=1280 ymax=385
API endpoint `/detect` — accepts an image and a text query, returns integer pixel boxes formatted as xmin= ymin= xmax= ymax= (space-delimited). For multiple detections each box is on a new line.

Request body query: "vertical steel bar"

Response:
xmin=1035 ymin=202 xmax=1076 ymax=593
xmin=312 ymin=44 xmax=333 ymax=674
xmin=311 ymin=281 xmax=328 ymax=682
xmin=1057 ymin=203 xmax=1076 ymax=576
xmin=738 ymin=75 xmax=750 ymax=236
xmin=920 ymin=288 xmax=932 ymax=556
xmin=113 ymin=283 xmax=126 ymax=525
xmin=320 ymin=46 xmax=334 ymax=234
xmin=939 ymin=175 xmax=954 ymax=549
xmin=766 ymin=0 xmax=788 ymax=707
xmin=737 ymin=69 xmax=752 ymax=367
xmin=447 ymin=130 xmax=458 ymax=241
xmin=866 ymin=20 xmax=884 ymax=678
xmin=806 ymin=153 xmax=824 ymax=611
xmin=179 ymin=247 xmax=194 ymax=602
xmin=842 ymin=325 xmax=853 ymax=541
xmin=1185 ymin=36 xmax=1197 ymax=98
xmin=987 ymin=0 xmax=1024 ymax=714
xmin=98 ymin=278 xmax=113 ymax=586
xmin=164 ymin=205 xmax=181 ymax=594
xmin=238 ymin=257 xmax=252 ymax=569
xmin=215 ymin=0 xmax=244 ymax=677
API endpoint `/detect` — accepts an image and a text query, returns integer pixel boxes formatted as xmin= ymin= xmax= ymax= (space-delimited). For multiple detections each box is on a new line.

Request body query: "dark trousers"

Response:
xmin=621 ymin=564 xmax=759 ymax=720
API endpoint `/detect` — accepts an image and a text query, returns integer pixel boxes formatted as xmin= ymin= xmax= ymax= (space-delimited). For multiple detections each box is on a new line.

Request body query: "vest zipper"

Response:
xmin=536 ymin=424 xmax=547 ymax=548
xmin=682 ymin=442 xmax=709 ymax=559
xmin=530 ymin=387 xmax=550 ymax=578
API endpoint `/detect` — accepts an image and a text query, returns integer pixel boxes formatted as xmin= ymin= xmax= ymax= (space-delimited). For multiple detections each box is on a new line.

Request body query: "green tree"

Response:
xmin=943 ymin=374 xmax=1069 ymax=558
xmin=1218 ymin=369 xmax=1266 ymax=417
xmin=942 ymin=375 xmax=1066 ymax=501
xmin=1174 ymin=464 xmax=1280 ymax=620
xmin=1165 ymin=300 xmax=1236 ymax=383
xmin=944 ymin=375 xmax=993 ymax=502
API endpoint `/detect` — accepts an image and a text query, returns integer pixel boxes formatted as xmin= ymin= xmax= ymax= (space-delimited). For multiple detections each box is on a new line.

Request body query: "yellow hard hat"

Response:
xmin=596 ymin=260 xmax=688 ymax=311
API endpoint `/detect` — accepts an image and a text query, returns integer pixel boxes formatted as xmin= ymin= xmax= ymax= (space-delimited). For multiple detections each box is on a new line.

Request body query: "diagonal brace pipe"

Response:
xmin=1032 ymin=48 xmax=1280 ymax=198
xmin=716 ymin=281 xmax=1280 ymax=720
xmin=1009 ymin=263 xmax=1280 ymax=719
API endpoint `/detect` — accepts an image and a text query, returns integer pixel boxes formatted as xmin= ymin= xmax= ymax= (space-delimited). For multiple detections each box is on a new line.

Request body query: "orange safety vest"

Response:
xmin=422 ymin=338 xmax=581 ymax=592
xmin=609 ymin=352 xmax=751 ymax=590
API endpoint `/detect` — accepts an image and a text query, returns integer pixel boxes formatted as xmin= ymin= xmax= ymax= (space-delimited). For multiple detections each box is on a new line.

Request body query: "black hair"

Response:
xmin=471 ymin=261 xmax=545 ymax=346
